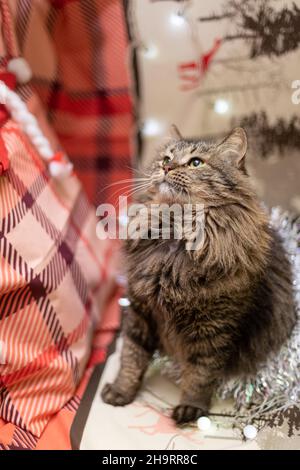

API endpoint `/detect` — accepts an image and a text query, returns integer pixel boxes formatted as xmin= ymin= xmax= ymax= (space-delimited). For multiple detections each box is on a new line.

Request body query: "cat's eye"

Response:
xmin=163 ymin=156 xmax=171 ymax=166
xmin=189 ymin=157 xmax=204 ymax=168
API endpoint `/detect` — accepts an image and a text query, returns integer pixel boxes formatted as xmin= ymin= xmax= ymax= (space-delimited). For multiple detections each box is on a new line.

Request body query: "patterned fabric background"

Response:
xmin=0 ymin=290 xmax=121 ymax=449
xmin=0 ymin=0 xmax=126 ymax=443
xmin=127 ymin=0 xmax=300 ymax=212
xmin=0 ymin=118 xmax=115 ymax=436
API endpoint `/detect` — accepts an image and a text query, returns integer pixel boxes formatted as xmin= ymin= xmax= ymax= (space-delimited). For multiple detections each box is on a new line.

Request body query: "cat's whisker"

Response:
xmin=111 ymin=182 xmax=153 ymax=206
xmin=152 ymin=176 xmax=163 ymax=183
xmin=135 ymin=169 xmax=152 ymax=178
xmin=123 ymin=163 xmax=151 ymax=178
xmin=125 ymin=184 xmax=152 ymax=198
xmin=109 ymin=184 xmax=142 ymax=202
xmin=125 ymin=183 xmax=152 ymax=199
xmin=100 ymin=177 xmax=150 ymax=193
xmin=109 ymin=181 xmax=151 ymax=200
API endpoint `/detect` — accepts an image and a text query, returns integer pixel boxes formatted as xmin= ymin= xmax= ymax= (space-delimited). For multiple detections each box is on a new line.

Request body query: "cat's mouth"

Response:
xmin=159 ymin=181 xmax=172 ymax=194
xmin=159 ymin=179 xmax=187 ymax=199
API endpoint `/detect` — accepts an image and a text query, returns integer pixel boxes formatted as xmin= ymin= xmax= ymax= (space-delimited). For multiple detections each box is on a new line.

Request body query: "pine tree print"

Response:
xmin=233 ymin=112 xmax=300 ymax=158
xmin=199 ymin=0 xmax=300 ymax=58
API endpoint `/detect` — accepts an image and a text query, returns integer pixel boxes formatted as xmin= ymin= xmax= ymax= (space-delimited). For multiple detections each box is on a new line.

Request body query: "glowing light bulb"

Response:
xmin=197 ymin=416 xmax=211 ymax=431
xmin=243 ymin=424 xmax=257 ymax=440
xmin=214 ymin=99 xmax=230 ymax=115
xmin=169 ymin=12 xmax=185 ymax=28
xmin=118 ymin=298 xmax=131 ymax=307
xmin=142 ymin=119 xmax=164 ymax=137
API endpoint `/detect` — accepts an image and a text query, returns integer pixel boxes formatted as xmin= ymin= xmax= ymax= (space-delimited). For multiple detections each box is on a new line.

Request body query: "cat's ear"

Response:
xmin=216 ymin=127 xmax=247 ymax=168
xmin=167 ymin=124 xmax=182 ymax=140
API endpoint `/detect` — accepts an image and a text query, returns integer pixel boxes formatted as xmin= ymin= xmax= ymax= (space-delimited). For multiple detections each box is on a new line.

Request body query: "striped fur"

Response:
xmin=102 ymin=128 xmax=296 ymax=425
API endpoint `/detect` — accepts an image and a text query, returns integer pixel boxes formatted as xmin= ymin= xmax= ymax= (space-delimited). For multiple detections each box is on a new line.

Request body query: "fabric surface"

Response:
xmin=0 ymin=117 xmax=116 ymax=437
xmin=0 ymin=0 xmax=132 ymax=440
xmin=13 ymin=0 xmax=134 ymax=207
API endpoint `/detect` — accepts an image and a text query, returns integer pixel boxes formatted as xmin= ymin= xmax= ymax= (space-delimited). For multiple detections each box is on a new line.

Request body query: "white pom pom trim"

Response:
xmin=0 ymin=79 xmax=72 ymax=179
xmin=49 ymin=161 xmax=73 ymax=179
xmin=7 ymin=57 xmax=32 ymax=84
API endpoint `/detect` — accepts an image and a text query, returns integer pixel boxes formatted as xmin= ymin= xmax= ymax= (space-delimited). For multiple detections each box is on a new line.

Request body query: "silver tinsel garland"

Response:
xmin=217 ymin=207 xmax=300 ymax=420
xmin=155 ymin=207 xmax=300 ymax=422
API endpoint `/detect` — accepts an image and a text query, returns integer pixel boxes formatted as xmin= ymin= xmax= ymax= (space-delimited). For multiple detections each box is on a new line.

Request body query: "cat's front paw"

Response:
xmin=101 ymin=383 xmax=135 ymax=406
xmin=172 ymin=404 xmax=207 ymax=425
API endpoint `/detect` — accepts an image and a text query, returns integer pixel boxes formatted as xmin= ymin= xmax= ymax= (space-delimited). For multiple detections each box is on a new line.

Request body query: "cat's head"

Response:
xmin=148 ymin=125 xmax=249 ymax=206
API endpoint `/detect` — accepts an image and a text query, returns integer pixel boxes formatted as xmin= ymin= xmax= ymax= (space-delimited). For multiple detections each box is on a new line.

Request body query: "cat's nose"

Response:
xmin=163 ymin=162 xmax=178 ymax=174
xmin=164 ymin=164 xmax=172 ymax=174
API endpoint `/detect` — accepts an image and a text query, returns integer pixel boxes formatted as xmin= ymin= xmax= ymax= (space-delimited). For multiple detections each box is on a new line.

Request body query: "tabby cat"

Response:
xmin=101 ymin=126 xmax=295 ymax=424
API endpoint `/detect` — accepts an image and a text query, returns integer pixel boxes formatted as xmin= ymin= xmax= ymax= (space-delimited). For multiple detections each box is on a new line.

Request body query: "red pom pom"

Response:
xmin=0 ymin=135 xmax=9 ymax=176
xmin=50 ymin=151 xmax=65 ymax=163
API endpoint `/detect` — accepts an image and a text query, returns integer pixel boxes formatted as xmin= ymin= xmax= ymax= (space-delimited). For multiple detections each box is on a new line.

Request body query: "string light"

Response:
xmin=214 ymin=98 xmax=230 ymax=115
xmin=197 ymin=416 xmax=211 ymax=431
xmin=243 ymin=424 xmax=257 ymax=440
xmin=143 ymin=44 xmax=159 ymax=59
xmin=142 ymin=118 xmax=165 ymax=137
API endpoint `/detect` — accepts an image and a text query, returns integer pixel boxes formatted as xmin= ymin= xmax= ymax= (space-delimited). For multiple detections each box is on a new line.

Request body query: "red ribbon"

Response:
xmin=0 ymin=72 xmax=15 ymax=175
xmin=178 ymin=38 xmax=222 ymax=91
xmin=0 ymin=134 xmax=9 ymax=175
xmin=49 ymin=151 xmax=64 ymax=163
xmin=0 ymin=71 xmax=16 ymax=124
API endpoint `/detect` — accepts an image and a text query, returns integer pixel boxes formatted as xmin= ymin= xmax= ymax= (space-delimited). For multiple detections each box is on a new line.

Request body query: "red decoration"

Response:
xmin=49 ymin=151 xmax=65 ymax=163
xmin=0 ymin=134 xmax=9 ymax=175
xmin=201 ymin=38 xmax=222 ymax=75
xmin=0 ymin=71 xmax=17 ymax=126
xmin=178 ymin=38 xmax=222 ymax=91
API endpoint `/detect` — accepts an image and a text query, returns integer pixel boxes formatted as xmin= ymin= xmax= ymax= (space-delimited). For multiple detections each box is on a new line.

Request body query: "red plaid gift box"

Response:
xmin=0 ymin=116 xmax=116 ymax=436
xmin=0 ymin=0 xmax=132 ymax=442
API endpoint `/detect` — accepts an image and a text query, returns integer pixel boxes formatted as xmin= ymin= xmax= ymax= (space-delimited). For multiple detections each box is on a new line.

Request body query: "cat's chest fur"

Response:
xmin=125 ymin=217 xmax=295 ymax=372
xmin=126 ymin=239 xmax=214 ymax=357
xmin=127 ymin=240 xmax=196 ymax=308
